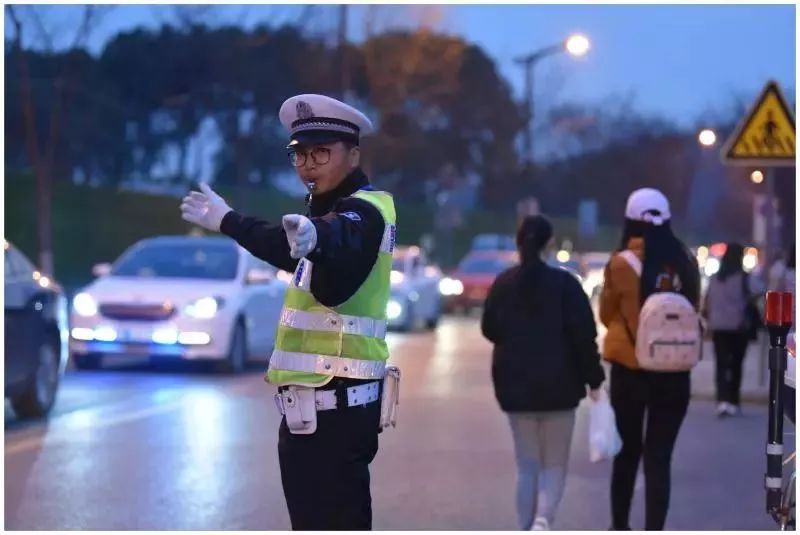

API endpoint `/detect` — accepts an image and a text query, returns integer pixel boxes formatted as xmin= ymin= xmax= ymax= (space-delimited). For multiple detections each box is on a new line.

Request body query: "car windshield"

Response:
xmin=458 ymin=256 xmax=514 ymax=274
xmin=112 ymin=242 xmax=239 ymax=280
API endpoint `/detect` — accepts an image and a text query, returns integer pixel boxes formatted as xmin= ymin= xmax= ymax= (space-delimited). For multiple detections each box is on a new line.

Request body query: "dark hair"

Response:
xmin=516 ymin=215 xmax=553 ymax=265
xmin=618 ymin=218 xmax=648 ymax=252
xmin=717 ymin=242 xmax=744 ymax=282
xmin=617 ymin=217 xmax=700 ymax=307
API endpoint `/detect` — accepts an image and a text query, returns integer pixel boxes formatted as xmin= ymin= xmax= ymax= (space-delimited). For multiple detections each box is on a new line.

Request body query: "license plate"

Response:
xmin=120 ymin=325 xmax=153 ymax=343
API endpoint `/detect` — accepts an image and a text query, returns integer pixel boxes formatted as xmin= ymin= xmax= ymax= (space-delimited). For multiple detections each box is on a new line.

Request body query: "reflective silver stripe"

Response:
xmin=767 ymin=443 xmax=784 ymax=455
xmin=279 ymin=308 xmax=387 ymax=338
xmin=766 ymin=477 xmax=783 ymax=489
xmin=380 ymin=224 xmax=396 ymax=254
xmin=291 ymin=258 xmax=313 ymax=290
xmin=269 ymin=350 xmax=386 ymax=379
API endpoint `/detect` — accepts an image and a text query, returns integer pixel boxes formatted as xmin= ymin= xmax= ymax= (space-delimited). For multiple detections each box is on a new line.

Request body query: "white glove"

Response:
xmin=282 ymin=214 xmax=318 ymax=259
xmin=180 ymin=183 xmax=232 ymax=232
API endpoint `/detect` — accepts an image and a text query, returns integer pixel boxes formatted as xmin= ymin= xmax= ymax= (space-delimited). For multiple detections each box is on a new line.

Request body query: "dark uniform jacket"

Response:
xmin=220 ymin=168 xmax=385 ymax=307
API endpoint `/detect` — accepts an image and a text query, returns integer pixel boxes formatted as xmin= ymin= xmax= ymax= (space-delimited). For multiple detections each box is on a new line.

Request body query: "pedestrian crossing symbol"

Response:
xmin=721 ymin=81 xmax=795 ymax=166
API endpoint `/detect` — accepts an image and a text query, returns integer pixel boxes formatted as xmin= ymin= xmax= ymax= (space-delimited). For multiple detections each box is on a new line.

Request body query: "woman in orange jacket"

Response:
xmin=600 ymin=188 xmax=700 ymax=531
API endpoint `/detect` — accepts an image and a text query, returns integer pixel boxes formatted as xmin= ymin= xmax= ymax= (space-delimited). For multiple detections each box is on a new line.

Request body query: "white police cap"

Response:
xmin=279 ymin=94 xmax=373 ymax=147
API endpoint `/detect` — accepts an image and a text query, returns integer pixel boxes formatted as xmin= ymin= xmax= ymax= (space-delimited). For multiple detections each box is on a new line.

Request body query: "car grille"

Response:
xmin=99 ymin=302 xmax=176 ymax=321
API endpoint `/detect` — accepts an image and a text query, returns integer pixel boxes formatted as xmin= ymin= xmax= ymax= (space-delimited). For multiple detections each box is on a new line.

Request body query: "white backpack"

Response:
xmin=618 ymin=250 xmax=702 ymax=371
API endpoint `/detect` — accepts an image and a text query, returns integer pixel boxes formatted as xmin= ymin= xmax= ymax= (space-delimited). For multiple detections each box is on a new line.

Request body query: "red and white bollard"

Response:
xmin=764 ymin=291 xmax=794 ymax=529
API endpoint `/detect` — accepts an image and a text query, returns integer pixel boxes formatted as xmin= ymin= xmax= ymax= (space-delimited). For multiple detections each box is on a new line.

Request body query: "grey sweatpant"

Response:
xmin=507 ymin=410 xmax=576 ymax=530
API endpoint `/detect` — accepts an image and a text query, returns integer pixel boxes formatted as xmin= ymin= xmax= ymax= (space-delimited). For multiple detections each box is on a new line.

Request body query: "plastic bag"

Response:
xmin=588 ymin=392 xmax=622 ymax=463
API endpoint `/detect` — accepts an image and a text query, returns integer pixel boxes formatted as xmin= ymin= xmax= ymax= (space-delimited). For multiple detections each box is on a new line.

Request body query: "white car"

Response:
xmin=387 ymin=246 xmax=443 ymax=331
xmin=581 ymin=251 xmax=611 ymax=300
xmin=69 ymin=236 xmax=287 ymax=373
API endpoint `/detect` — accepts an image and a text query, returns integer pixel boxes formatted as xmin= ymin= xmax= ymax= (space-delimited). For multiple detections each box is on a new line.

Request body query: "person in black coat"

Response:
xmin=481 ymin=214 xmax=605 ymax=531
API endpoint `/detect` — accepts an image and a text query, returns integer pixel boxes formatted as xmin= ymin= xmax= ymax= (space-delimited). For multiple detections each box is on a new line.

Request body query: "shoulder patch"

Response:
xmin=340 ymin=211 xmax=362 ymax=222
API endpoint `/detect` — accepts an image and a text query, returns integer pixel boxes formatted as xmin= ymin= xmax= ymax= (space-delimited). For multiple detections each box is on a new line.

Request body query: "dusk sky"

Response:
xmin=6 ymin=4 xmax=796 ymax=129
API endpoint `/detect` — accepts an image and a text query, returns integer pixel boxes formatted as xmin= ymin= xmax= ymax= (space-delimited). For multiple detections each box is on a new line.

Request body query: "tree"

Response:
xmin=359 ymin=30 xmax=523 ymax=206
xmin=6 ymin=5 xmax=110 ymax=274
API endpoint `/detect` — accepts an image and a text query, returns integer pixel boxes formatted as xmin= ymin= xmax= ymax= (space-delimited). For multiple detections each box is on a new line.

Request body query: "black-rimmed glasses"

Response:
xmin=288 ymin=147 xmax=332 ymax=167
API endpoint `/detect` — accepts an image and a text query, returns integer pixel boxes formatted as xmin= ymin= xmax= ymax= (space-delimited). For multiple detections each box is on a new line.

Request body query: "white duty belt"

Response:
xmin=274 ymin=381 xmax=381 ymax=414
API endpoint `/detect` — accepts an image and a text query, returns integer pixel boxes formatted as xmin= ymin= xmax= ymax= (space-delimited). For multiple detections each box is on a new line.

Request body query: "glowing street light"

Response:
xmin=751 ymin=170 xmax=765 ymax=184
xmin=515 ymin=32 xmax=592 ymax=163
xmin=698 ymin=129 xmax=717 ymax=147
xmin=565 ymin=34 xmax=590 ymax=56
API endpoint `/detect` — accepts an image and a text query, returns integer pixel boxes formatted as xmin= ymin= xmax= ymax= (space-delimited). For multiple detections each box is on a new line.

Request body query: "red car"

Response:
xmin=439 ymin=250 xmax=519 ymax=313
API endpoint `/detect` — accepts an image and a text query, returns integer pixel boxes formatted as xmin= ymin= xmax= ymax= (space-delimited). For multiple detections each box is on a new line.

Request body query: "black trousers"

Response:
xmin=278 ymin=378 xmax=382 ymax=531
xmin=609 ymin=363 xmax=690 ymax=531
xmin=711 ymin=330 xmax=749 ymax=406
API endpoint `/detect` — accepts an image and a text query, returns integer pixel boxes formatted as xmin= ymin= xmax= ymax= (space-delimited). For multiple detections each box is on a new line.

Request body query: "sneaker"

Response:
xmin=716 ymin=402 xmax=730 ymax=417
xmin=531 ymin=517 xmax=550 ymax=531
xmin=725 ymin=404 xmax=742 ymax=416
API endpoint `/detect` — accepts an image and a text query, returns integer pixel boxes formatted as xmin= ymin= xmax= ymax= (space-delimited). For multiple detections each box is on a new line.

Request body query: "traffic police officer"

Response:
xmin=180 ymin=94 xmax=398 ymax=530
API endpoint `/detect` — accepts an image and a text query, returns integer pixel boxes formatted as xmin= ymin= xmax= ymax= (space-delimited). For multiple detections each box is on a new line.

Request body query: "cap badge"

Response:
xmin=296 ymin=101 xmax=314 ymax=120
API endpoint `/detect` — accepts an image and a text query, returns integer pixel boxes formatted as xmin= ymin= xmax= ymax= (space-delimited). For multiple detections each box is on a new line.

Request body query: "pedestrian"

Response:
xmin=180 ymin=94 xmax=400 ymax=530
xmin=599 ymin=188 xmax=701 ymax=531
xmin=703 ymin=242 xmax=765 ymax=417
xmin=776 ymin=243 xmax=795 ymax=293
xmin=481 ymin=214 xmax=605 ymax=531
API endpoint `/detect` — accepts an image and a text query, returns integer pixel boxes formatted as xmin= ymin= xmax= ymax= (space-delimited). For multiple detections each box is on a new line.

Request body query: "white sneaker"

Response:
xmin=531 ymin=517 xmax=550 ymax=530
xmin=725 ymin=403 xmax=742 ymax=416
xmin=716 ymin=402 xmax=729 ymax=417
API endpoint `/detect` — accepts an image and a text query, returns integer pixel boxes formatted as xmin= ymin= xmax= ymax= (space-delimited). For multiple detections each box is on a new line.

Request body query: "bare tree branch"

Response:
xmin=7 ymin=4 xmax=110 ymax=274
xmin=172 ymin=5 xmax=216 ymax=29
xmin=23 ymin=5 xmax=55 ymax=52
xmin=69 ymin=5 xmax=95 ymax=49
xmin=149 ymin=5 xmax=174 ymax=28
xmin=6 ymin=5 xmax=23 ymax=45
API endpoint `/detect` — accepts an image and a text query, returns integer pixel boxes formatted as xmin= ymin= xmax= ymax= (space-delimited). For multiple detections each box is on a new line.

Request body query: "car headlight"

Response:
xmin=386 ymin=300 xmax=403 ymax=320
xmin=704 ymin=257 xmax=721 ymax=278
xmin=184 ymin=297 xmax=223 ymax=319
xmin=438 ymin=277 xmax=464 ymax=296
xmin=73 ymin=292 xmax=98 ymax=317
xmin=390 ymin=270 xmax=405 ymax=286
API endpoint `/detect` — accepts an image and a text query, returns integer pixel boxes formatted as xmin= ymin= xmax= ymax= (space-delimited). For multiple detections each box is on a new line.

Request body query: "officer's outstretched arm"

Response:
xmin=219 ymin=211 xmax=299 ymax=273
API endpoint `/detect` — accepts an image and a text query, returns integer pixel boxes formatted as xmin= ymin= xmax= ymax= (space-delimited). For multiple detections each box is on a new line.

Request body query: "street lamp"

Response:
xmin=751 ymin=169 xmax=765 ymax=184
xmin=515 ymin=33 xmax=591 ymax=163
xmin=565 ymin=34 xmax=590 ymax=57
xmin=698 ymin=129 xmax=717 ymax=147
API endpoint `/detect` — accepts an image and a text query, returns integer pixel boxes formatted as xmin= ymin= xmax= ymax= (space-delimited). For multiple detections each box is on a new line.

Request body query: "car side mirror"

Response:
xmin=246 ymin=268 xmax=274 ymax=285
xmin=92 ymin=263 xmax=112 ymax=277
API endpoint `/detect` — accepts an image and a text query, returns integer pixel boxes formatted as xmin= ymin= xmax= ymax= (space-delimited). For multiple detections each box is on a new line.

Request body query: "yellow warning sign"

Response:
xmin=721 ymin=81 xmax=795 ymax=167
